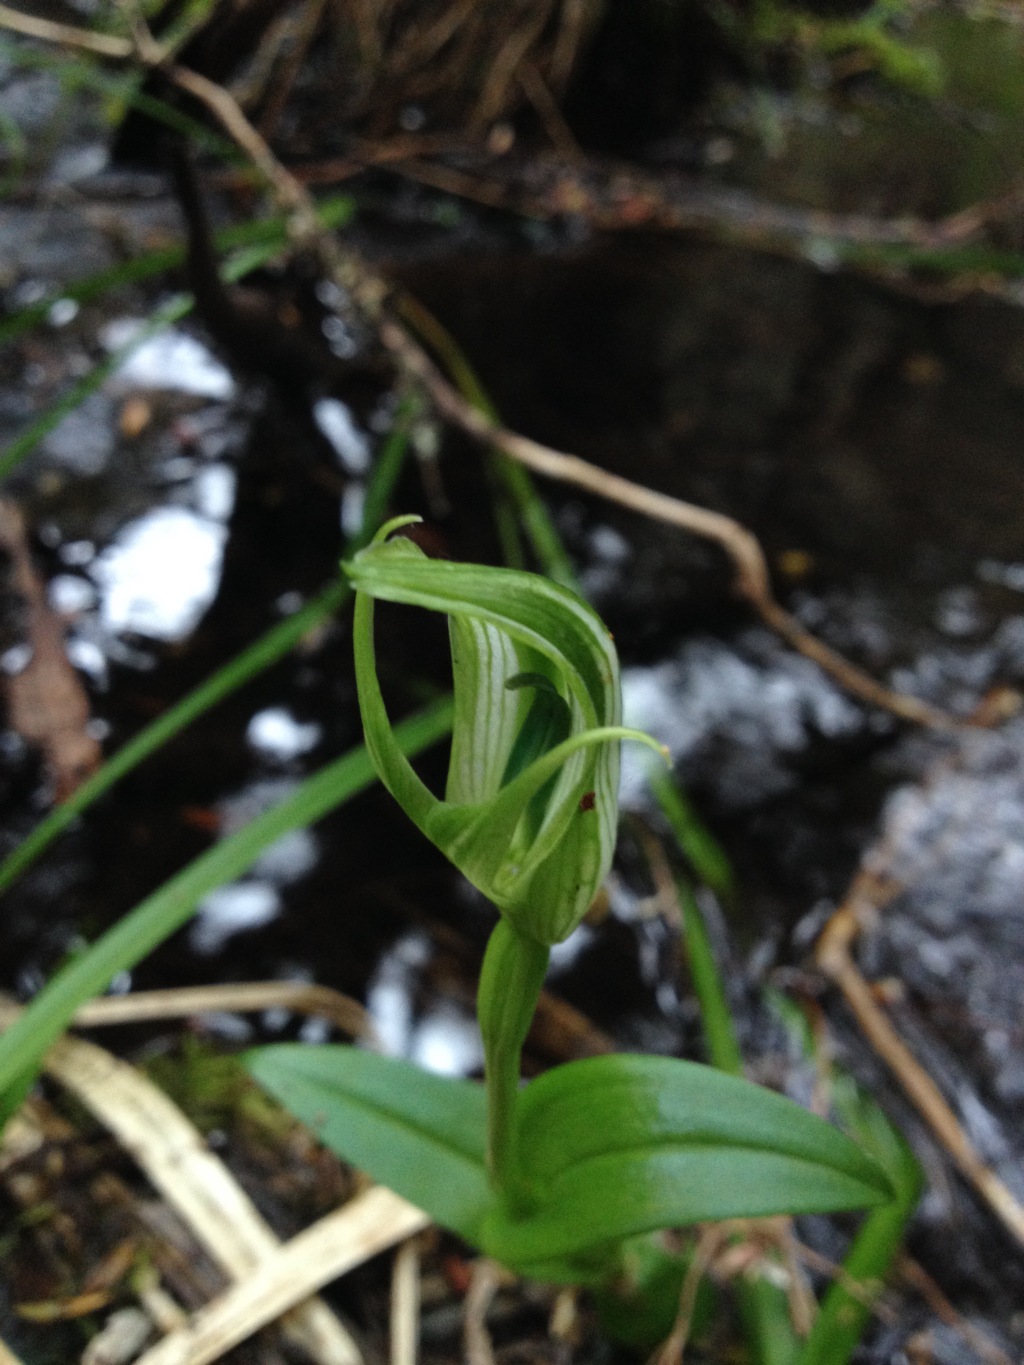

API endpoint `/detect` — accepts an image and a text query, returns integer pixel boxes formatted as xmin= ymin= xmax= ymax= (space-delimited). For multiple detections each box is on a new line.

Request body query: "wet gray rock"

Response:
xmin=861 ymin=718 xmax=1024 ymax=1113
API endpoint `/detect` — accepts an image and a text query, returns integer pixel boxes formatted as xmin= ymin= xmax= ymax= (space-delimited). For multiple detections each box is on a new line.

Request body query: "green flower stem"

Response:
xmin=477 ymin=918 xmax=550 ymax=1197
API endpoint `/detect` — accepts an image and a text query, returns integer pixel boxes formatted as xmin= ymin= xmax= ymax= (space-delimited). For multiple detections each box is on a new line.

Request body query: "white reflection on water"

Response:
xmin=194 ymin=463 xmax=237 ymax=520
xmin=411 ymin=1005 xmax=484 ymax=1077
xmin=102 ymin=319 xmax=236 ymax=399
xmin=366 ymin=932 xmax=429 ymax=1057
xmin=246 ymin=707 xmax=321 ymax=762
xmin=48 ymin=573 xmax=97 ymax=614
xmin=92 ymin=506 xmax=226 ymax=641
xmin=191 ymin=882 xmax=281 ymax=954
xmin=313 ymin=398 xmax=370 ymax=472
xmin=189 ymin=780 xmax=319 ymax=956
xmin=366 ymin=931 xmax=484 ymax=1077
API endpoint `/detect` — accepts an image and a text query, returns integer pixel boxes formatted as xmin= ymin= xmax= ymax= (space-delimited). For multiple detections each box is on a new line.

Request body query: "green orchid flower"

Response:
xmin=248 ymin=521 xmax=892 ymax=1306
xmin=344 ymin=516 xmax=665 ymax=946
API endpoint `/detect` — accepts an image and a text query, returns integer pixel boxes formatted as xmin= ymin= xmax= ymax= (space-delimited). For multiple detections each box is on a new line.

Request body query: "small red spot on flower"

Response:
xmin=579 ymin=791 xmax=596 ymax=812
xmin=443 ymin=1254 xmax=474 ymax=1296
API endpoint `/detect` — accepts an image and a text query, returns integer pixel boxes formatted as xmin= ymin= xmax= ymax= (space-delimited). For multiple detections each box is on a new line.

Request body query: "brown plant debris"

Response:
xmin=816 ymin=871 xmax=1024 ymax=1248
xmin=0 ymin=498 xmax=101 ymax=801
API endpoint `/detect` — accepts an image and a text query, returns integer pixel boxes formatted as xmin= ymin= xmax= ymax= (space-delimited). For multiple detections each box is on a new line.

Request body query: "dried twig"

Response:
xmin=0 ymin=2 xmax=131 ymax=55
xmin=68 ymin=980 xmax=372 ymax=1040
xmin=377 ymin=319 xmax=959 ymax=729
xmin=132 ymin=1189 xmax=429 ymax=1365
xmin=815 ymin=875 xmax=1024 ymax=1247
xmin=516 ymin=61 xmax=582 ymax=157
xmin=463 ymin=1260 xmax=506 ymax=1365
xmin=256 ymin=0 xmax=329 ymax=140
xmin=653 ymin=1224 xmax=729 ymax=1365
xmin=389 ymin=1236 xmax=421 ymax=1365
xmin=792 ymin=1240 xmax=900 ymax=1325
xmin=0 ymin=997 xmax=364 ymax=1365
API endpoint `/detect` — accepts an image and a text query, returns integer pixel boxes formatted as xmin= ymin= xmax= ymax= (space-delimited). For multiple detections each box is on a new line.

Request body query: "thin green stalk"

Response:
xmin=0 ymin=37 xmax=232 ymax=157
xmin=689 ymin=920 xmax=800 ymax=1365
xmin=0 ymin=105 xmax=27 ymax=198
xmin=396 ymin=294 xmax=577 ymax=588
xmin=648 ymin=763 xmax=734 ymax=903
xmin=491 ymin=454 xmax=577 ymax=590
xmin=0 ymin=198 xmax=354 ymax=482
xmin=764 ymin=992 xmax=921 ymax=1365
xmin=359 ymin=397 xmax=419 ymax=538
xmin=0 ymin=696 xmax=454 ymax=1117
xmin=0 ymin=579 xmax=346 ymax=891
xmin=0 ymin=195 xmax=354 ymax=349
xmin=738 ymin=1280 xmax=802 ymax=1365
xmin=796 ymin=1086 xmax=922 ymax=1365
xmin=477 ymin=918 xmax=549 ymax=1197
xmin=677 ymin=880 xmax=744 ymax=1077
xmin=796 ymin=1159 xmax=919 ymax=1365
xmin=649 ymin=766 xmax=739 ymax=1071
xmin=485 ymin=454 xmax=528 ymax=572
xmin=0 ymin=400 xmax=415 ymax=891
xmin=654 ymin=771 xmax=800 ymax=1364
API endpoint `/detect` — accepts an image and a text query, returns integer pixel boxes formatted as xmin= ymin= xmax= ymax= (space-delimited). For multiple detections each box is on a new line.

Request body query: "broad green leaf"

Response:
xmin=483 ymin=1055 xmax=892 ymax=1265
xmin=244 ymin=1045 xmax=493 ymax=1243
xmin=344 ymin=521 xmax=665 ymax=944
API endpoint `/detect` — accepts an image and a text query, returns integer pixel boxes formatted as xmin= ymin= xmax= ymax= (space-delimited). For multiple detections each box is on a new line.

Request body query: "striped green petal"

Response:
xmin=344 ymin=519 xmax=664 ymax=944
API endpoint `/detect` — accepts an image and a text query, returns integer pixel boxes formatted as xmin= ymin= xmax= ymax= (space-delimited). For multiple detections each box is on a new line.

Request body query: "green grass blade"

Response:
xmin=737 ymin=1279 xmax=802 ymax=1365
xmin=796 ymin=1163 xmax=918 ymax=1365
xmin=764 ymin=991 xmax=922 ymax=1365
xmin=677 ymin=879 xmax=744 ymax=1076
xmin=397 ymin=296 xmax=577 ymax=588
xmin=0 ymin=105 xmax=28 ymax=198
xmin=0 ymin=581 xmax=347 ymax=891
xmin=0 ymin=696 xmax=454 ymax=1113
xmin=682 ymin=882 xmax=801 ymax=1365
xmin=0 ymin=198 xmax=355 ymax=482
xmin=0 ymin=248 xmax=186 ymax=349
xmin=648 ymin=762 xmax=735 ymax=902
xmin=491 ymin=454 xmax=577 ymax=590
xmin=647 ymin=782 xmax=802 ymax=1364
xmin=0 ymin=195 xmax=354 ymax=349
xmin=0 ymin=37 xmax=232 ymax=157
xmin=796 ymin=1093 xmax=922 ymax=1365
xmin=0 ymin=399 xmax=413 ymax=890
xmin=0 ymin=293 xmax=194 ymax=483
